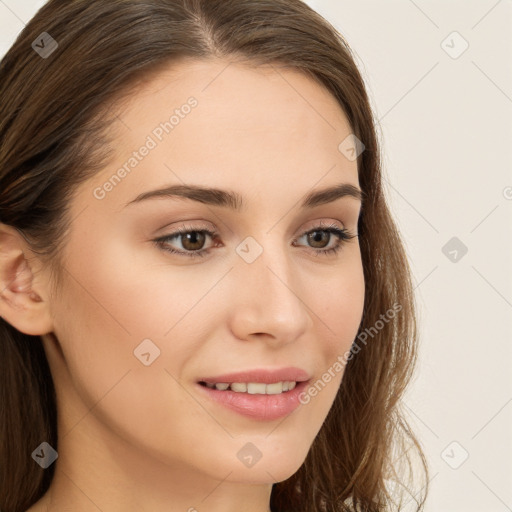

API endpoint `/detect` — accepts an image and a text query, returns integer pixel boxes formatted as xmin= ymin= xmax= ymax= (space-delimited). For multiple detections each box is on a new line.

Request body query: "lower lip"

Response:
xmin=196 ymin=381 xmax=309 ymax=421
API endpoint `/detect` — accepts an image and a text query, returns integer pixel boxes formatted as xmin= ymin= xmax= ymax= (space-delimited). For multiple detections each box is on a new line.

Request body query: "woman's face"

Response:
xmin=43 ymin=59 xmax=365 ymax=485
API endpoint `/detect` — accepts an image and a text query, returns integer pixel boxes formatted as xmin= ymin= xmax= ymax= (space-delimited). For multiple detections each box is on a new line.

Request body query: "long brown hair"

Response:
xmin=0 ymin=1 xmax=428 ymax=510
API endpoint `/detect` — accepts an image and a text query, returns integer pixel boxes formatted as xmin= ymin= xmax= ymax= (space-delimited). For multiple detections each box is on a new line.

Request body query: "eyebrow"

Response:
xmin=125 ymin=182 xmax=363 ymax=210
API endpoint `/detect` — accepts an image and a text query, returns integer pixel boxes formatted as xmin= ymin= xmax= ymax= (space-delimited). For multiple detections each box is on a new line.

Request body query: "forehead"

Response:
xmin=82 ymin=58 xmax=359 ymax=216
xmin=111 ymin=57 xmax=353 ymax=158
xmin=123 ymin=57 xmax=349 ymax=125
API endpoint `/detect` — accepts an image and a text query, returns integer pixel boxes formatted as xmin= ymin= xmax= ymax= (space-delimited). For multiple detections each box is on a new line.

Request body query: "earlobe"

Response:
xmin=0 ymin=224 xmax=53 ymax=335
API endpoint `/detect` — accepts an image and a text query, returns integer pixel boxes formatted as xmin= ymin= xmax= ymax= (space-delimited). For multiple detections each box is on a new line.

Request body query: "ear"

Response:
xmin=0 ymin=223 xmax=53 ymax=335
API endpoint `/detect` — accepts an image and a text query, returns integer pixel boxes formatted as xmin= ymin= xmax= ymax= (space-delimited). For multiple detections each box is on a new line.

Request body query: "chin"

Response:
xmin=220 ymin=446 xmax=309 ymax=484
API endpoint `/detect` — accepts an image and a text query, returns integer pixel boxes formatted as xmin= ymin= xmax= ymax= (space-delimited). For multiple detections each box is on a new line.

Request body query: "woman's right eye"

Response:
xmin=153 ymin=227 xmax=219 ymax=259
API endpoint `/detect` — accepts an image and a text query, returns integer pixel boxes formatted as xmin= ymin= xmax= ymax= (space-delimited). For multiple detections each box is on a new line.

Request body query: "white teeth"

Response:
xmin=230 ymin=382 xmax=247 ymax=392
xmin=206 ymin=381 xmax=297 ymax=394
xmin=247 ymin=383 xmax=266 ymax=394
xmin=266 ymin=382 xmax=285 ymax=395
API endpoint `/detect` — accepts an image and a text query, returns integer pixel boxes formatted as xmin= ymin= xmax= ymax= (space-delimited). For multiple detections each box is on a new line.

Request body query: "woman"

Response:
xmin=0 ymin=1 xmax=428 ymax=510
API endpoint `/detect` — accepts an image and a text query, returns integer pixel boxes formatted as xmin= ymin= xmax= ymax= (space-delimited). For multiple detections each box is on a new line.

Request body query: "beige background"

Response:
xmin=1 ymin=1 xmax=511 ymax=510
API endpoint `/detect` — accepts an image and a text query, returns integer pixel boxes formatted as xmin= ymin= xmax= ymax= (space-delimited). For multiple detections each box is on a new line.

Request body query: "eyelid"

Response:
xmin=300 ymin=218 xmax=345 ymax=233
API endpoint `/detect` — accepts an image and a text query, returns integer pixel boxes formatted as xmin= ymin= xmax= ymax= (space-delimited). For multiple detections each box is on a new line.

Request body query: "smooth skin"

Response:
xmin=0 ymin=58 xmax=365 ymax=512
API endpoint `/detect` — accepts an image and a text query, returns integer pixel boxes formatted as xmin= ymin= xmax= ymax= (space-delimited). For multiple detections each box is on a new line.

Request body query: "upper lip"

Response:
xmin=198 ymin=367 xmax=311 ymax=385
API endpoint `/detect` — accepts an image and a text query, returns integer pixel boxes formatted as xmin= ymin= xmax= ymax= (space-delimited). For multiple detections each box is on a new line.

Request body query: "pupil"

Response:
xmin=308 ymin=231 xmax=328 ymax=248
xmin=183 ymin=232 xmax=205 ymax=250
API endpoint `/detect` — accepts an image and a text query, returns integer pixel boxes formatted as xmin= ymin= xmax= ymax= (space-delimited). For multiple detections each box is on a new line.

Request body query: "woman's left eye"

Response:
xmin=153 ymin=222 xmax=356 ymax=259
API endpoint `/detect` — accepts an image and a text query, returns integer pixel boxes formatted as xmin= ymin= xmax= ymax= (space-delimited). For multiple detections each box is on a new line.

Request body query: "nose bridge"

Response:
xmin=229 ymin=233 xmax=310 ymax=342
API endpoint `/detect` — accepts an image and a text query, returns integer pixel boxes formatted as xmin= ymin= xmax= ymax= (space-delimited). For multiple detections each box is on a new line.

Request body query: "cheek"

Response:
xmin=50 ymin=232 xmax=209 ymax=417
xmin=51 ymin=252 xmax=225 ymax=468
xmin=293 ymin=251 xmax=365 ymax=412
xmin=59 ymin=227 xmax=218 ymax=341
xmin=313 ymin=251 xmax=365 ymax=351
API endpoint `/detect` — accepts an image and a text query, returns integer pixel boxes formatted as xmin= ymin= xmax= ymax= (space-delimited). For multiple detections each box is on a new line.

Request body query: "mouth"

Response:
xmin=195 ymin=369 xmax=311 ymax=421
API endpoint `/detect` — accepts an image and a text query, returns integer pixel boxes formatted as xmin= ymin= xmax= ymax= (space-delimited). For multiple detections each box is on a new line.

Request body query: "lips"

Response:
xmin=195 ymin=367 xmax=312 ymax=421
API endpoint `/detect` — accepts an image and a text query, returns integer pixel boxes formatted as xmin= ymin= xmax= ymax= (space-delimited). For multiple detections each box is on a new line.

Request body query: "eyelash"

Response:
xmin=153 ymin=222 xmax=357 ymax=260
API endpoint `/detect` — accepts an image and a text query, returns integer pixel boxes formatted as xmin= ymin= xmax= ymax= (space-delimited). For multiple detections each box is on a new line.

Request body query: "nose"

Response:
xmin=228 ymin=240 xmax=311 ymax=347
